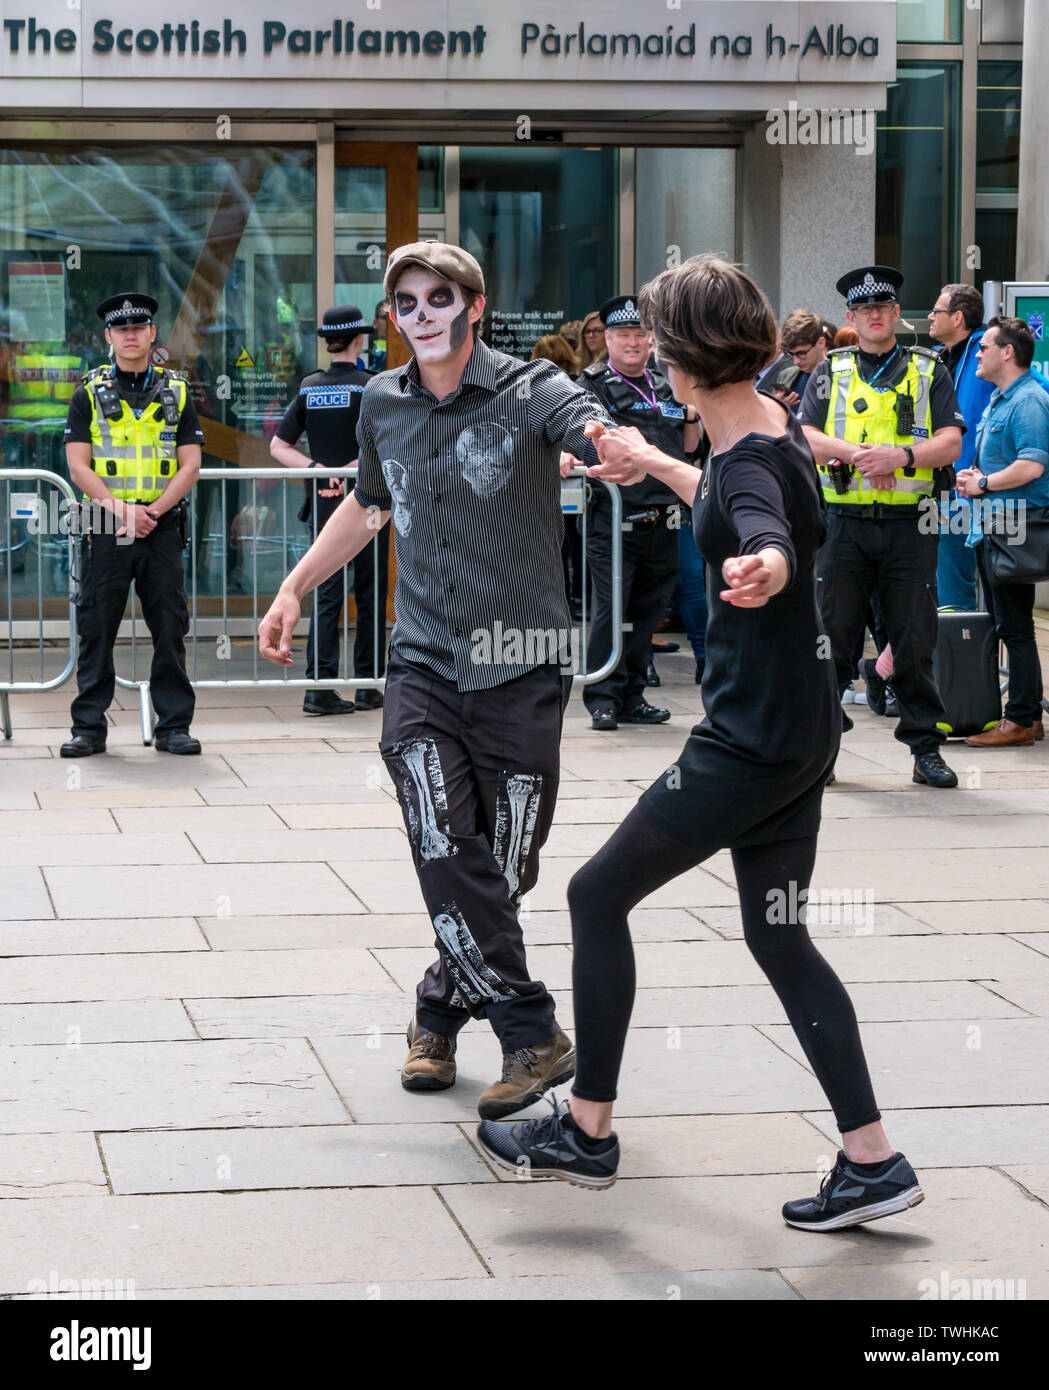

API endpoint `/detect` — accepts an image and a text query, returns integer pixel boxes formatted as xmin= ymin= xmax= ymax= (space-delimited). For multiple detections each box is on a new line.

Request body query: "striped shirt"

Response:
xmin=354 ymin=338 xmax=612 ymax=691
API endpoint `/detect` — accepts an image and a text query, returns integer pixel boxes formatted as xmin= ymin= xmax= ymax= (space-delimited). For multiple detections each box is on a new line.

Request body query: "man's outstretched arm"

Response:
xmin=259 ymin=492 xmax=390 ymax=665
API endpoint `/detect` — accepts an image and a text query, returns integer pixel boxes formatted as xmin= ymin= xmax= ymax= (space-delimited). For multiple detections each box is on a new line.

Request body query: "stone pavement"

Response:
xmin=3 ymin=632 xmax=1049 ymax=1302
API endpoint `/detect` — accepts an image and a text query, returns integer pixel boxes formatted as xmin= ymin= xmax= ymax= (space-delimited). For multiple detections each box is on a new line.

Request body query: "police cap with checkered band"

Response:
xmin=835 ymin=266 xmax=904 ymax=308
xmin=599 ymin=294 xmax=643 ymax=329
xmin=96 ymin=293 xmax=158 ymax=327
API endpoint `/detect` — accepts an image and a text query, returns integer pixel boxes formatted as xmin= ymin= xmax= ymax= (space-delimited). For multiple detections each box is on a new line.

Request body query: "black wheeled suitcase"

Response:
xmin=932 ymin=610 xmax=1001 ymax=738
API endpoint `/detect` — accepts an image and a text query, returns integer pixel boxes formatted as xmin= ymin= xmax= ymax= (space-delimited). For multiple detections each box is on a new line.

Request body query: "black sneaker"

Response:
xmin=783 ymin=1151 xmax=924 ymax=1231
xmin=302 ymin=691 xmax=355 ymax=716
xmin=883 ymin=683 xmax=900 ymax=719
xmin=860 ymin=657 xmax=887 ymax=716
xmin=476 ymin=1098 xmax=620 ymax=1191
xmin=590 ymin=707 xmax=618 ymax=732
xmin=620 ymin=700 xmax=671 ymax=725
xmin=913 ymin=750 xmax=958 ymax=788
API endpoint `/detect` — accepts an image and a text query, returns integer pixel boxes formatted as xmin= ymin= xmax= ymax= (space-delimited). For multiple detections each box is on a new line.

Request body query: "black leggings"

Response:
xmin=567 ymin=808 xmax=881 ymax=1134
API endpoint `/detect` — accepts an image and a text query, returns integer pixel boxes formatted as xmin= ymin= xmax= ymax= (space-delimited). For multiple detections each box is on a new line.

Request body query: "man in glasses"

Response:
xmin=769 ymin=311 xmax=833 ymax=414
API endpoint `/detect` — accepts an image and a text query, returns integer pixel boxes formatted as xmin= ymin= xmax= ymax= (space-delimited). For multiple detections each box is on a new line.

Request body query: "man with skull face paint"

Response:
xmin=259 ymin=242 xmax=617 ymax=1120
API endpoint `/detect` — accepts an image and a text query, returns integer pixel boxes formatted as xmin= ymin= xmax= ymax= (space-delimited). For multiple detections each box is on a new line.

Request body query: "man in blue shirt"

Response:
xmin=958 ymin=315 xmax=1049 ymax=746
xmin=928 ymin=283 xmax=994 ymax=609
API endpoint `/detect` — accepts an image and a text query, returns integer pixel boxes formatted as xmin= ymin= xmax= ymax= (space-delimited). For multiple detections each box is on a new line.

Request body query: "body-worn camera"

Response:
xmin=826 ymin=458 xmax=855 ymax=496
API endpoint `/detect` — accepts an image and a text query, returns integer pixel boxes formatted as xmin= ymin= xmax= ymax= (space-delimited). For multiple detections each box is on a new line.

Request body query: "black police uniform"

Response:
xmin=62 ymin=294 xmax=203 ymax=754
xmin=799 ymin=266 xmax=966 ymax=784
xmin=275 ymin=307 xmax=390 ymax=701
xmin=577 ymin=295 xmax=697 ymax=718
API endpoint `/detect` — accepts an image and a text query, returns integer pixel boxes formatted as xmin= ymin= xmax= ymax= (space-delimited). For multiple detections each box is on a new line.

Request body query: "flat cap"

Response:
xmin=384 ymin=242 xmax=485 ymax=299
xmin=97 ymin=293 xmax=157 ymax=326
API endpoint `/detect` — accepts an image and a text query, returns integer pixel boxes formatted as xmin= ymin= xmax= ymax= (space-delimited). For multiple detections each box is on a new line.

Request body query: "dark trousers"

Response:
xmin=817 ymin=511 xmax=946 ymax=755
xmin=305 ymin=490 xmax=391 ymax=680
xmin=584 ymin=501 xmax=680 ymax=712
xmin=975 ymin=543 xmax=1043 ymax=725
xmin=71 ymin=515 xmax=194 ymax=739
xmin=380 ymin=653 xmax=571 ymax=1051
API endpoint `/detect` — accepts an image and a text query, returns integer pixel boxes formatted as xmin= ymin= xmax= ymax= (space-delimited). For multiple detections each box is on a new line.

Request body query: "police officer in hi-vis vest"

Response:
xmin=60 ymin=293 xmax=204 ymax=757
xmin=799 ymin=265 xmax=965 ymax=789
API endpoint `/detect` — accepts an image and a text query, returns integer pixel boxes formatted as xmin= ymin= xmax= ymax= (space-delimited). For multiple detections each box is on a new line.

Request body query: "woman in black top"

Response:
xmin=477 ymin=256 xmax=924 ymax=1232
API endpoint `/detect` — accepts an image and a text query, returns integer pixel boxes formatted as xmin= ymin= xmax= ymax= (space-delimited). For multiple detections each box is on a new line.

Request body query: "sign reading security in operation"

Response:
xmin=0 ymin=1 xmax=897 ymax=96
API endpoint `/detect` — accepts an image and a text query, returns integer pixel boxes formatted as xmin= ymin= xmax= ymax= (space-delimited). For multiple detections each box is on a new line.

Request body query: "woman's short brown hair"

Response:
xmin=638 ymin=254 xmax=778 ymax=390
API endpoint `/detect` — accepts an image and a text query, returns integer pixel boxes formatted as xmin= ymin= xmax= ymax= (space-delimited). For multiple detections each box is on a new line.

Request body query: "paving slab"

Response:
xmin=551 ymin=980 xmax=1022 ymax=1029
xmin=129 ymin=1270 xmax=797 ymax=1299
xmin=695 ymin=901 xmax=935 ymax=940
xmin=0 ymin=1188 xmax=481 ymax=1295
xmin=0 ymin=1134 xmax=109 ymax=1199
xmin=901 ymin=900 xmax=1049 ymax=934
xmin=35 ymin=788 xmax=205 ymax=810
xmin=0 ymin=1000 xmax=196 ymax=1045
xmin=189 ymin=827 xmax=407 ymax=863
xmin=0 ymin=918 xmax=207 ymax=957
xmin=2 ymin=947 xmax=395 ymax=1005
xmin=518 ymin=907 xmax=719 ymax=945
xmin=765 ymin=1018 xmax=1049 ymax=1108
xmin=783 ymin=1257 xmax=1047 ymax=1301
xmin=804 ymin=1106 xmax=1049 ymax=1168
xmin=111 ymin=805 xmax=287 ymax=834
xmin=186 ymin=991 xmax=411 ymax=1039
xmin=198 ymin=913 xmax=432 ymax=951
xmin=273 ymin=802 xmax=408 ymax=829
xmin=0 ymin=755 xmax=243 ymax=794
xmin=0 ymin=808 xmax=119 ymax=837
xmin=1001 ymin=1164 xmax=1049 ymax=1205
xmin=438 ymin=1166 xmax=1049 ymax=1278
xmin=0 ymin=1039 xmax=349 ymax=1134
xmin=100 ymin=1121 xmax=493 ymax=1194
xmin=44 ymin=862 xmax=366 ymax=919
xmin=1 ymin=869 xmax=53 ymax=921
xmin=2 ymin=831 xmax=200 ymax=868
xmin=200 ymin=785 xmax=393 ymax=806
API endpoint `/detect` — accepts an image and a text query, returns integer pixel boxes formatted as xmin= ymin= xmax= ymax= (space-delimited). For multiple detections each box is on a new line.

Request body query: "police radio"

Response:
xmin=895 ymin=392 xmax=915 ymax=437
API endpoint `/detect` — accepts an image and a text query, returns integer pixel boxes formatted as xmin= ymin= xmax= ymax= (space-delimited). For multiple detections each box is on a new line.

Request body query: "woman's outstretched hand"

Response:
xmin=720 ymin=551 xmax=786 ymax=608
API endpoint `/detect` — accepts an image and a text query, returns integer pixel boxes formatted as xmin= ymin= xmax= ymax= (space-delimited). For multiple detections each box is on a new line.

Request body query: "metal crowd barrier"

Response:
xmin=1 ymin=465 xmax=623 ymax=743
xmin=0 ymin=467 xmax=79 ymax=741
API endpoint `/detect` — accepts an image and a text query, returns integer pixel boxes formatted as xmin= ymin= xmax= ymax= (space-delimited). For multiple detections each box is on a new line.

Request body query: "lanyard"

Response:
xmin=863 ymin=346 xmax=902 ymax=390
xmin=610 ymin=367 xmax=659 ymax=410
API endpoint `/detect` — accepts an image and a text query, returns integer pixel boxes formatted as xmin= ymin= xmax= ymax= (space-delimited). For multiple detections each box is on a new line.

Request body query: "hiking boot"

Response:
xmin=401 ymin=1016 xmax=457 ymax=1091
xmin=913 ymin=750 xmax=958 ymax=788
xmin=477 ymin=1031 xmax=576 ymax=1120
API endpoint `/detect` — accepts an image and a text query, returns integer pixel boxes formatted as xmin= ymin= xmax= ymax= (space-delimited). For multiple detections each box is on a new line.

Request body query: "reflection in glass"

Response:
xmin=977 ymin=61 xmax=1022 ymax=192
xmin=635 ymin=149 xmax=736 ymax=290
xmin=460 ymin=147 xmax=617 ymax=359
xmin=876 ymin=63 xmax=960 ymax=317
xmin=0 ymin=145 xmax=315 ymax=613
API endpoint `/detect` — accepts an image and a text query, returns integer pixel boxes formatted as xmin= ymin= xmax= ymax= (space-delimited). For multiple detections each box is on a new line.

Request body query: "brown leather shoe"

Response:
xmin=401 ymin=1017 xmax=457 ymax=1091
xmin=965 ymin=718 xmax=1035 ymax=748
xmin=1036 ymin=720 xmax=1044 ymax=742
xmin=477 ymin=1030 xmax=576 ymax=1120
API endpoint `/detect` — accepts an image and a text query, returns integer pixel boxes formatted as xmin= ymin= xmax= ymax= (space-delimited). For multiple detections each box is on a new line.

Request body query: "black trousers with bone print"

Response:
xmin=380 ymin=653 xmax=572 ymax=1051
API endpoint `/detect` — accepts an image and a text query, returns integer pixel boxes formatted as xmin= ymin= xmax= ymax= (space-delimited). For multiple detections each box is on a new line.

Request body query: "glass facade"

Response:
xmin=876 ymin=62 xmax=961 ymax=319
xmin=897 ymin=0 xmax=963 ymax=43
xmin=634 ymin=148 xmax=736 ymax=291
xmin=0 ymin=145 xmax=315 ymax=613
xmin=459 ymin=146 xmax=618 ymax=359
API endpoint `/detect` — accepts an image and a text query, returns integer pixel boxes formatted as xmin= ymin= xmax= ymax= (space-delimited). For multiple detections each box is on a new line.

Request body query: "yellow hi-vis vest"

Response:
xmin=8 ymin=351 xmax=83 ymax=422
xmin=818 ymin=347 xmax=938 ymax=506
xmin=85 ymin=366 xmax=187 ymax=504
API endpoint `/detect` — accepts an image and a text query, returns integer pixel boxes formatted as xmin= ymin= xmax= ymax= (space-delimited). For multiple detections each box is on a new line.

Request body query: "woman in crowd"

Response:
xmin=478 ymin=255 xmax=924 ymax=1233
xmin=578 ymin=310 xmax=607 ymax=370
